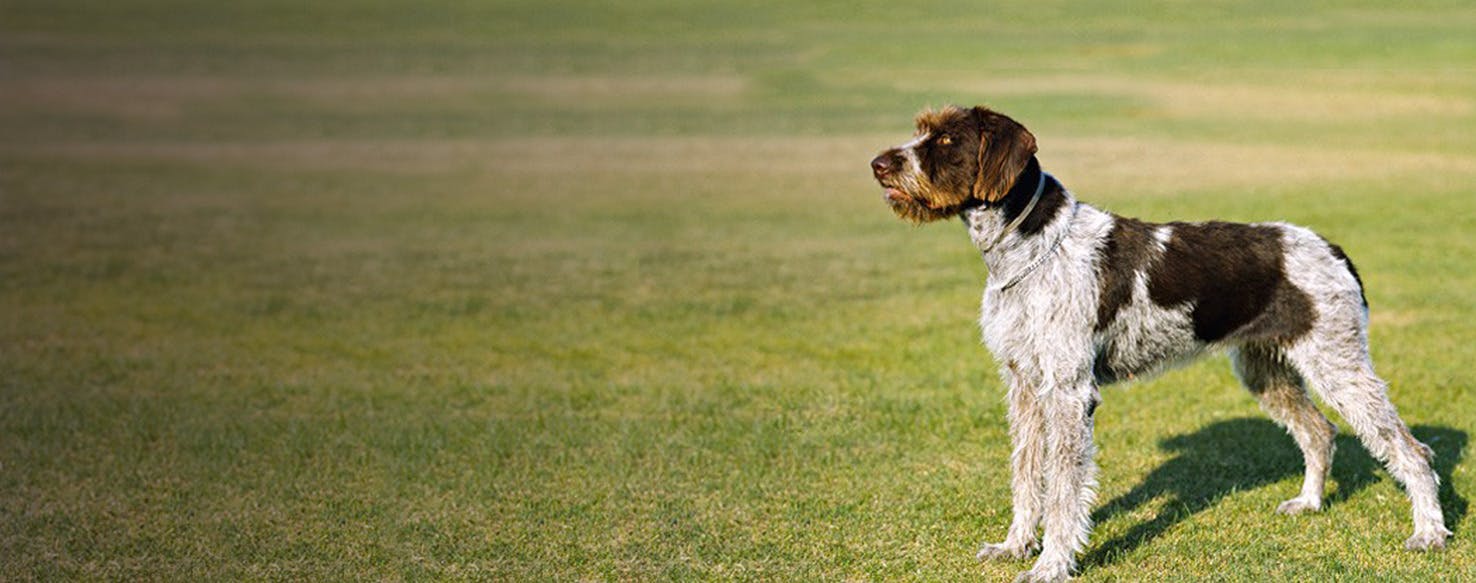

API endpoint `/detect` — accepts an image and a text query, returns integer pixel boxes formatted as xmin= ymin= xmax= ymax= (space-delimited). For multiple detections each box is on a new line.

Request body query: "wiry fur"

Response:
xmin=870 ymin=106 xmax=1451 ymax=582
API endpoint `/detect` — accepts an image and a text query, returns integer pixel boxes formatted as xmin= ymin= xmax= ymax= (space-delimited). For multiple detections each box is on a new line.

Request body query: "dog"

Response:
xmin=869 ymin=105 xmax=1451 ymax=581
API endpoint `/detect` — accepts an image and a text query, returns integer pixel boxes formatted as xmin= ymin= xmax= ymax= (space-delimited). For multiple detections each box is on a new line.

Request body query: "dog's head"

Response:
xmin=869 ymin=105 xmax=1037 ymax=222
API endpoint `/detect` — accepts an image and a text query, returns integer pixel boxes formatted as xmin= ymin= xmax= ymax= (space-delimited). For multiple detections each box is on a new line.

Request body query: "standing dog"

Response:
xmin=869 ymin=105 xmax=1450 ymax=581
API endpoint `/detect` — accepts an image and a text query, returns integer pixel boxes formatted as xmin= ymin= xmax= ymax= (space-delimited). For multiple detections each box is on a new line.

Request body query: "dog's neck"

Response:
xmin=961 ymin=158 xmax=1077 ymax=281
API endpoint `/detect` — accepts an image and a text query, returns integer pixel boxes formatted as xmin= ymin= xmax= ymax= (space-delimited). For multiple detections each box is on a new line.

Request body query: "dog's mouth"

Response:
xmin=876 ymin=178 xmax=953 ymax=222
xmin=880 ymin=184 xmax=930 ymax=212
xmin=875 ymin=178 xmax=911 ymax=203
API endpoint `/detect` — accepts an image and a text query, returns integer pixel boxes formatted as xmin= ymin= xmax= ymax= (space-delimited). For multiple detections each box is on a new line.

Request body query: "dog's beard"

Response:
xmin=883 ymin=178 xmax=973 ymax=223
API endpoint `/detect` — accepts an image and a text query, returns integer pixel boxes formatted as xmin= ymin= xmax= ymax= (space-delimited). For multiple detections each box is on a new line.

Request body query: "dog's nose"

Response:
xmin=871 ymin=154 xmax=892 ymax=178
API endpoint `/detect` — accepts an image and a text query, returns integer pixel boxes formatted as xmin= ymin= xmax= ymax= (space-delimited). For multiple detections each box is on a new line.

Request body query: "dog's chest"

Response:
xmin=978 ymin=290 xmax=1025 ymax=354
xmin=966 ymin=203 xmax=1126 ymax=379
xmin=976 ymin=259 xmax=1099 ymax=373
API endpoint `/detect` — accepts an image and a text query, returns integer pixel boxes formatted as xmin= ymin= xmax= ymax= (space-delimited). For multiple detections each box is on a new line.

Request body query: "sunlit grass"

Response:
xmin=2 ymin=0 xmax=1474 ymax=580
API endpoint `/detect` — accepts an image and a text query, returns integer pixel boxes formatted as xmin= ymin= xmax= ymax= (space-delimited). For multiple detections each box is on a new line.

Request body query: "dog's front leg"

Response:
xmin=1017 ymin=381 xmax=1098 ymax=583
xmin=978 ymin=377 xmax=1046 ymax=561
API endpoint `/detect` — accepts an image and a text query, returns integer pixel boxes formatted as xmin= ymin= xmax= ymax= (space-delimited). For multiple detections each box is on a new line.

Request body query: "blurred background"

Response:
xmin=2 ymin=1 xmax=1473 ymax=579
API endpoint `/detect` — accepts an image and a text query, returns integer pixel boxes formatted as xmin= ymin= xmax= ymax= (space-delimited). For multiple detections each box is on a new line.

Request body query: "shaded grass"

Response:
xmin=3 ymin=0 xmax=1476 ymax=580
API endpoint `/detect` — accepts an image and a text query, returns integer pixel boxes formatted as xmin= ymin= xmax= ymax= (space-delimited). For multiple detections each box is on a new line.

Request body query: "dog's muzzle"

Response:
xmin=870 ymin=152 xmax=908 ymax=202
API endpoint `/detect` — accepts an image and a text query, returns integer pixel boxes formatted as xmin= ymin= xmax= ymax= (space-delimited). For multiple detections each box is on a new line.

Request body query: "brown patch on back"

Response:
xmin=1094 ymin=216 xmax=1157 ymax=332
xmin=1147 ymin=222 xmax=1314 ymax=343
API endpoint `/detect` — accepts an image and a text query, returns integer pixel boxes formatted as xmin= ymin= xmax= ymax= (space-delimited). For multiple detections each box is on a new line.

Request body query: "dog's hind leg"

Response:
xmin=1230 ymin=343 xmax=1336 ymax=515
xmin=1284 ymin=333 xmax=1451 ymax=550
xmin=978 ymin=371 xmax=1046 ymax=561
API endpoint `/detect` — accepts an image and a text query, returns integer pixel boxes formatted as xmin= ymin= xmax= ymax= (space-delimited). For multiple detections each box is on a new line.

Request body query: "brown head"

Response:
xmin=869 ymin=105 xmax=1038 ymax=222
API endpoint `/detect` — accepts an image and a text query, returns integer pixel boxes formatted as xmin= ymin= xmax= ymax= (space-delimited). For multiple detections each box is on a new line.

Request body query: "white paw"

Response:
xmin=1013 ymin=562 xmax=1070 ymax=583
xmin=1275 ymin=496 xmax=1322 ymax=515
xmin=977 ymin=540 xmax=1037 ymax=562
xmin=1404 ymin=527 xmax=1452 ymax=551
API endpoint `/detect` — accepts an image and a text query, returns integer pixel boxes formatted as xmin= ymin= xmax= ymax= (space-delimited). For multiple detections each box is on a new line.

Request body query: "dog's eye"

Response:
xmin=937 ymin=135 xmax=953 ymax=146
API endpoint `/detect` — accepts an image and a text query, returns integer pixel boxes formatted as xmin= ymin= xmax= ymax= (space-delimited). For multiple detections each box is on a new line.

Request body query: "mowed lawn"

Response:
xmin=3 ymin=0 xmax=1476 ymax=580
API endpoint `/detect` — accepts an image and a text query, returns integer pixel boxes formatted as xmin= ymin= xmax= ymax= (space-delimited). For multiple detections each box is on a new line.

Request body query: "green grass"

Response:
xmin=3 ymin=0 xmax=1475 ymax=580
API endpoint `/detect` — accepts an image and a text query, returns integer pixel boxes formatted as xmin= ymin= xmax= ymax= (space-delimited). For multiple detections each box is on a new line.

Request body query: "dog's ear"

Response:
xmin=971 ymin=107 xmax=1038 ymax=204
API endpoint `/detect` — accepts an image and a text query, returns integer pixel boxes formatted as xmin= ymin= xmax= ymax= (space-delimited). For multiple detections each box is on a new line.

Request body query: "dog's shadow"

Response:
xmin=1085 ymin=418 xmax=1467 ymax=568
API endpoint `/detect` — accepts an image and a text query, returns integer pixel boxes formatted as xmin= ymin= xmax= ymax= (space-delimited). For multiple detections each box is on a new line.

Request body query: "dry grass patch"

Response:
xmin=0 ymin=72 xmax=748 ymax=120
xmin=497 ymin=75 xmax=748 ymax=101
xmin=936 ymin=75 xmax=1473 ymax=121
xmin=1 ymin=136 xmax=887 ymax=176
xmin=0 ymin=76 xmax=237 ymax=120
xmin=1369 ymin=310 xmax=1424 ymax=329
xmin=11 ymin=134 xmax=1473 ymax=197
xmin=1043 ymin=135 xmax=1474 ymax=196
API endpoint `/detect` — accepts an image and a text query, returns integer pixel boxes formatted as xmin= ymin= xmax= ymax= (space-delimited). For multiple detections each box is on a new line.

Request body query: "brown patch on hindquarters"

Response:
xmin=1147 ymin=222 xmax=1314 ymax=343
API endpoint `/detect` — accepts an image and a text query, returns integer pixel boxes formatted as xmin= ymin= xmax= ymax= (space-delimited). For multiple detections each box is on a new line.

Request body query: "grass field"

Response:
xmin=3 ymin=1 xmax=1475 ymax=580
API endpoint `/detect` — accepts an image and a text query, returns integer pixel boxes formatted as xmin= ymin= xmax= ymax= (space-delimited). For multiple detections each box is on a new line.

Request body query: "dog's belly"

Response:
xmin=1091 ymin=299 xmax=1203 ymax=384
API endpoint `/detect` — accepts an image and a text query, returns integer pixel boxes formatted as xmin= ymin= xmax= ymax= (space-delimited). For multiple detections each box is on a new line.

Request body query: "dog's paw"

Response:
xmin=977 ymin=540 xmax=1037 ymax=562
xmin=1013 ymin=562 xmax=1070 ymax=583
xmin=1404 ymin=527 xmax=1452 ymax=551
xmin=1275 ymin=496 xmax=1322 ymax=515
